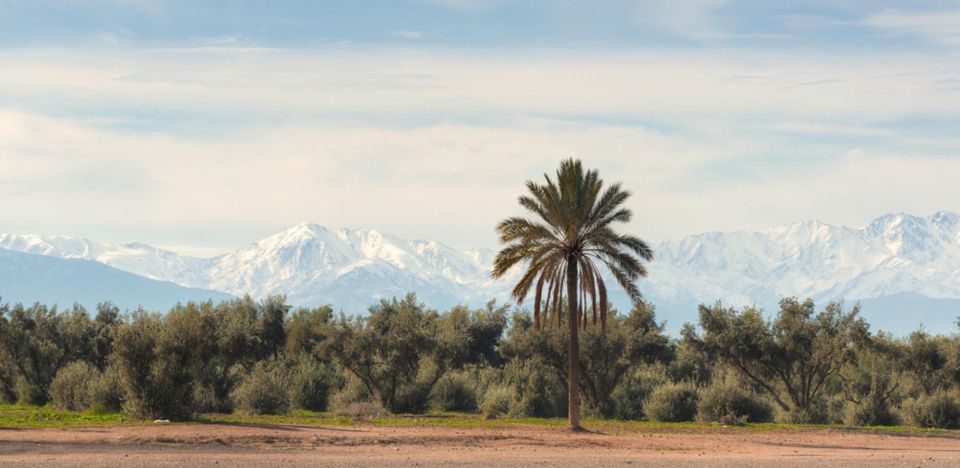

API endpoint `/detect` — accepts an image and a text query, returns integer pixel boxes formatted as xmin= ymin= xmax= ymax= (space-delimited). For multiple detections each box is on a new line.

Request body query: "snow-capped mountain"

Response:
xmin=201 ymin=223 xmax=499 ymax=309
xmin=0 ymin=224 xmax=502 ymax=312
xmin=0 ymin=249 xmax=232 ymax=311
xmin=0 ymin=233 xmax=212 ymax=286
xmin=648 ymin=211 xmax=960 ymax=307
xmin=2 ymin=212 xmax=959 ymax=334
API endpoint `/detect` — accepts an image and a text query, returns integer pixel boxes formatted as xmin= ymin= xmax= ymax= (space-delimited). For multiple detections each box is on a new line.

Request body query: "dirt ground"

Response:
xmin=2 ymin=422 xmax=959 ymax=467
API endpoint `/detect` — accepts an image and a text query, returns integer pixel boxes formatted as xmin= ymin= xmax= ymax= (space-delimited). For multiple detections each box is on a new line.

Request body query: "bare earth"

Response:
xmin=2 ymin=422 xmax=959 ymax=467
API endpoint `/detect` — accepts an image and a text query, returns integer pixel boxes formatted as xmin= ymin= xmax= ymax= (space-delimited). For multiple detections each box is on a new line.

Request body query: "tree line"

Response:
xmin=2 ymin=294 xmax=959 ymax=429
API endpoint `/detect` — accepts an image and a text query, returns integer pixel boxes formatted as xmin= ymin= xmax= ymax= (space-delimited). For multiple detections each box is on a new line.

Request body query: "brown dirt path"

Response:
xmin=1 ymin=422 xmax=959 ymax=467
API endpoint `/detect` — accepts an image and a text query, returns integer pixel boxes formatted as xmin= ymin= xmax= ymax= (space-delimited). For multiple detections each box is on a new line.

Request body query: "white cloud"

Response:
xmin=863 ymin=9 xmax=960 ymax=45
xmin=0 ymin=108 xmax=741 ymax=247
xmin=393 ymin=30 xmax=424 ymax=39
xmin=2 ymin=46 xmax=959 ymax=122
xmin=2 ymin=44 xmax=960 ymax=249
xmin=629 ymin=0 xmax=731 ymax=39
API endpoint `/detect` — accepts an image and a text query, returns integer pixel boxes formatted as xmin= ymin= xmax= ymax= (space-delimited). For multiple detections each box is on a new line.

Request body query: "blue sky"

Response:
xmin=2 ymin=1 xmax=960 ymax=255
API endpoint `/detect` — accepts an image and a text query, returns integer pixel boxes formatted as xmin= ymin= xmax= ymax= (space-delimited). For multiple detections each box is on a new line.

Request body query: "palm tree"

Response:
xmin=492 ymin=158 xmax=653 ymax=430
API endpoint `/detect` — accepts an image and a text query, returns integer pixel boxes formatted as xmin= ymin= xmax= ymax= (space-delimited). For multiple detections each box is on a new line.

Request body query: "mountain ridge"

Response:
xmin=2 ymin=211 xmax=959 ymax=334
xmin=0 ymin=248 xmax=233 ymax=311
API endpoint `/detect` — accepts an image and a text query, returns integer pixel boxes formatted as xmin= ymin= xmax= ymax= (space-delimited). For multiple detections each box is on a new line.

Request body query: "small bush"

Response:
xmin=193 ymin=362 xmax=243 ymax=414
xmin=391 ymin=382 xmax=432 ymax=414
xmin=825 ymin=394 xmax=846 ymax=424
xmin=15 ymin=376 xmax=45 ymax=406
xmin=481 ymin=386 xmax=512 ymax=418
xmin=92 ymin=365 xmax=123 ymax=413
xmin=50 ymin=362 xmax=97 ymax=411
xmin=48 ymin=361 xmax=120 ymax=412
xmin=287 ymin=354 xmax=334 ymax=412
xmin=777 ymin=402 xmax=829 ymax=424
xmin=696 ymin=379 xmax=773 ymax=424
xmin=645 ymin=382 xmax=699 ymax=422
xmin=608 ymin=368 xmax=665 ymax=420
xmin=842 ymin=392 xmax=899 ymax=427
xmin=431 ymin=374 xmax=478 ymax=412
xmin=506 ymin=365 xmax=565 ymax=418
xmin=0 ymin=368 xmax=16 ymax=404
xmin=331 ymin=378 xmax=371 ymax=406
xmin=844 ymin=400 xmax=899 ymax=427
xmin=232 ymin=362 xmax=290 ymax=415
xmin=330 ymin=378 xmax=384 ymax=419
xmin=903 ymin=392 xmax=960 ymax=429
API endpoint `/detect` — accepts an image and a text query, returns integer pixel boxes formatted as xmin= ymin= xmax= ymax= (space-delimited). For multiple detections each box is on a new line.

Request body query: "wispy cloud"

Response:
xmin=2 ymin=43 xmax=960 ymax=247
xmin=4 ymin=46 xmax=957 ymax=122
xmin=862 ymin=9 xmax=960 ymax=45
xmin=629 ymin=0 xmax=732 ymax=39
xmin=3 ymin=1 xmax=960 ymax=250
xmin=392 ymin=30 xmax=424 ymax=39
xmin=418 ymin=0 xmax=505 ymax=12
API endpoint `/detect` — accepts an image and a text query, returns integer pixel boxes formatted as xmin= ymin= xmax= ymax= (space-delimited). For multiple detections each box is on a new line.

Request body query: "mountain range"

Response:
xmin=2 ymin=211 xmax=959 ymax=335
xmin=0 ymin=249 xmax=232 ymax=311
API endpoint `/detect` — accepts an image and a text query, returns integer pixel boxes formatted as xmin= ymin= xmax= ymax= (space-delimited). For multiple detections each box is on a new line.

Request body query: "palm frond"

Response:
xmin=491 ymin=158 xmax=652 ymax=332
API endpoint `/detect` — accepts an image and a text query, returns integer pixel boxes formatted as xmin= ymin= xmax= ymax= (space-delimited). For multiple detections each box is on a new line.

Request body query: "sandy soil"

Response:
xmin=2 ymin=422 xmax=959 ymax=467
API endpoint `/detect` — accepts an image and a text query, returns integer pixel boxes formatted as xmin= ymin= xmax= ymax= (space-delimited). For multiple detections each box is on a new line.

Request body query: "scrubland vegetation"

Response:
xmin=2 ymin=294 xmax=959 ymax=430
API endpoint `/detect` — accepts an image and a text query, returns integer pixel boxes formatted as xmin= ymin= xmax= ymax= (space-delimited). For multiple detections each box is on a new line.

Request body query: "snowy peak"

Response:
xmin=928 ymin=211 xmax=960 ymax=245
xmin=3 ymin=211 xmax=960 ymax=323
xmin=0 ymin=233 xmax=106 ymax=259
xmin=651 ymin=212 xmax=960 ymax=307
xmin=198 ymin=223 xmax=493 ymax=307
xmin=0 ymin=233 xmax=213 ymax=290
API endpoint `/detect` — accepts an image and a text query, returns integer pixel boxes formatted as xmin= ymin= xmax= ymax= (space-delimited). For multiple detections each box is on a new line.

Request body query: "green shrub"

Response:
xmin=609 ymin=368 xmax=665 ymax=420
xmin=841 ymin=385 xmax=899 ymax=427
xmin=232 ymin=362 xmax=290 ymax=415
xmin=330 ymin=378 xmax=372 ymax=407
xmin=481 ymin=386 xmax=512 ymax=418
xmin=112 ymin=314 xmax=171 ymax=419
xmin=696 ymin=378 xmax=773 ymax=423
xmin=903 ymin=392 xmax=960 ymax=429
xmin=113 ymin=309 xmax=213 ymax=420
xmin=193 ymin=361 xmax=243 ymax=414
xmin=15 ymin=376 xmax=45 ymax=406
xmin=287 ymin=354 xmax=334 ymax=412
xmin=777 ymin=401 xmax=829 ymax=424
xmin=826 ymin=394 xmax=846 ymax=424
xmin=390 ymin=382 xmax=432 ymax=414
xmin=48 ymin=361 xmax=121 ymax=414
xmin=0 ymin=367 xmax=16 ymax=403
xmin=193 ymin=385 xmax=225 ymax=415
xmin=502 ymin=362 xmax=564 ymax=418
xmin=49 ymin=361 xmax=97 ymax=412
xmin=644 ymin=382 xmax=699 ymax=422
xmin=330 ymin=378 xmax=383 ymax=419
xmin=90 ymin=365 xmax=122 ymax=413
xmin=844 ymin=399 xmax=899 ymax=427
xmin=431 ymin=374 xmax=478 ymax=412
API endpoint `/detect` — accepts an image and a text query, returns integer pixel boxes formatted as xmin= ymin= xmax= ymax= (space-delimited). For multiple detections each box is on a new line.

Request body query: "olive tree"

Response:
xmin=687 ymin=298 xmax=867 ymax=423
xmin=503 ymin=302 xmax=671 ymax=418
xmin=326 ymin=295 xmax=507 ymax=414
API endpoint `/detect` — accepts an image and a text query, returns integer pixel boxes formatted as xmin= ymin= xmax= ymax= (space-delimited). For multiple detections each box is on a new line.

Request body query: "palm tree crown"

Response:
xmin=492 ymin=158 xmax=653 ymax=330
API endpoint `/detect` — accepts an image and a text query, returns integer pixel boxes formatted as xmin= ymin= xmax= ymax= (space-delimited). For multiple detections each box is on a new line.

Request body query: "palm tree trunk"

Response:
xmin=566 ymin=256 xmax=582 ymax=431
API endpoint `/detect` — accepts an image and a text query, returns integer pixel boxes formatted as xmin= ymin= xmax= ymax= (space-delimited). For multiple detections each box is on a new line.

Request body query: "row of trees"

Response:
xmin=2 ymin=294 xmax=960 ymax=428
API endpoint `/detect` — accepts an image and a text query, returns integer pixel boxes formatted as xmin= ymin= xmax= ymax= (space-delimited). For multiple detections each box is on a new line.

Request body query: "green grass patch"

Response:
xmin=2 ymin=404 xmax=958 ymax=439
xmin=0 ymin=403 xmax=128 ymax=428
